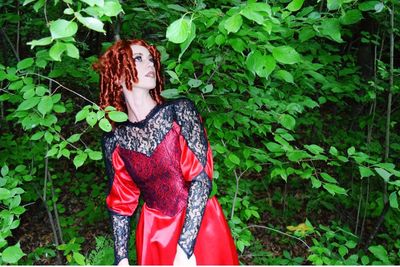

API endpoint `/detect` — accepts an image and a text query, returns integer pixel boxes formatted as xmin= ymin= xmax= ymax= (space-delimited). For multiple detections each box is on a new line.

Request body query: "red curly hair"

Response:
xmin=93 ymin=39 xmax=164 ymax=114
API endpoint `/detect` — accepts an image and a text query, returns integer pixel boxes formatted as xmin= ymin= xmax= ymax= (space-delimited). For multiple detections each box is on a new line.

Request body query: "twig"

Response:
xmin=230 ymin=169 xmax=240 ymax=220
xmin=16 ymin=1 xmax=20 ymax=60
xmin=24 ymin=72 xmax=98 ymax=106
xmin=0 ymin=28 xmax=20 ymax=61
xmin=48 ymin=170 xmax=64 ymax=244
xmin=242 ymin=224 xmax=310 ymax=250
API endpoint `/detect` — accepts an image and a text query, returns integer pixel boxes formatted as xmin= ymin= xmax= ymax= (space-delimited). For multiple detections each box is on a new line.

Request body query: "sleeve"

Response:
xmin=101 ymin=132 xmax=140 ymax=265
xmin=175 ymin=99 xmax=213 ymax=259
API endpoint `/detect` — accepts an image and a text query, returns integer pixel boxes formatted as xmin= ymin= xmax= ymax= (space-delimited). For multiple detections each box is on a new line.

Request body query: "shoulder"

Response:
xmin=101 ymin=131 xmax=118 ymax=153
xmin=170 ymin=97 xmax=198 ymax=114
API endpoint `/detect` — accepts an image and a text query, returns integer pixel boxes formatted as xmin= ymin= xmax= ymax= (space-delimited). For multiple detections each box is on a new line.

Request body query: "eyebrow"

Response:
xmin=133 ymin=53 xmax=152 ymax=57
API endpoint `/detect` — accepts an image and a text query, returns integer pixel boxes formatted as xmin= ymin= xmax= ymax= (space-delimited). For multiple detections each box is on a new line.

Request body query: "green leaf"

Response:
xmin=17 ymin=58 xmax=34 ymax=70
xmin=166 ymin=17 xmax=190 ymax=44
xmin=27 ymin=36 xmax=52 ymax=49
xmin=320 ymin=172 xmax=337 ymax=183
xmin=304 ymin=144 xmax=324 ymax=154
xmin=202 ymin=84 xmax=213 ymax=94
xmin=103 ymin=0 xmax=123 ymax=17
xmin=275 ymin=70 xmax=294 ymax=83
xmin=359 ymin=166 xmax=374 ymax=178
xmin=287 ymin=150 xmax=310 ymax=161
xmin=167 ymin=4 xmax=188 ymax=12
xmin=2 ymin=244 xmax=25 ymax=264
xmin=228 ymin=153 xmax=240 ymax=165
xmin=368 ymin=245 xmax=389 ymax=264
xmin=46 ymin=147 xmax=58 ymax=158
xmin=323 ymin=183 xmax=347 ymax=196
xmin=36 ymin=86 xmax=48 ymax=96
xmin=374 ymin=167 xmax=392 ymax=182
xmin=228 ymin=38 xmax=246 ymax=53
xmin=67 ymin=134 xmax=81 ymax=143
xmin=310 ymin=176 xmax=321 ymax=188
xmin=338 ymin=245 xmax=348 ymax=257
xmin=160 ymin=89 xmax=180 ymax=99
xmin=299 ymin=27 xmax=316 ymax=42
xmin=188 ymin=78 xmax=202 ymax=88
xmin=81 ymin=0 xmax=95 ymax=6
xmin=241 ymin=5 xmax=264 ymax=25
xmin=224 ymin=14 xmax=243 ymax=34
xmin=361 ymin=255 xmax=369 ymax=265
xmin=320 ymin=18 xmax=343 ymax=43
xmin=327 ymin=0 xmax=342 ymax=10
xmin=9 ymin=80 xmax=24 ymax=90
xmin=165 ymin=70 xmax=180 ymax=82
xmin=64 ymin=7 xmax=74 ymax=14
xmin=279 ymin=114 xmax=296 ymax=130
xmin=246 ymin=51 xmax=276 ymax=77
xmin=75 ymin=109 xmax=89 ymax=123
xmin=73 ymin=153 xmax=88 ymax=169
xmin=17 ymin=97 xmax=40 ymax=110
xmin=286 ymin=0 xmax=305 ymax=12
xmin=0 ymin=188 xmax=11 ymax=200
xmin=44 ymin=132 xmax=53 ymax=144
xmin=88 ymin=150 xmax=102 ymax=160
xmin=37 ymin=96 xmax=53 ymax=115
xmin=66 ymin=43 xmax=79 ymax=59
xmin=31 ymin=132 xmax=44 ymax=141
xmin=50 ymin=19 xmax=78 ymax=39
xmin=340 ymin=9 xmax=362 ymax=25
xmin=1 ymin=165 xmax=8 ymax=176
xmin=178 ymin=20 xmax=196 ymax=61
xmin=358 ymin=1 xmax=380 ymax=11
xmin=49 ymin=41 xmax=66 ymax=61
xmin=374 ymin=2 xmax=384 ymax=12
xmin=99 ymin=118 xmax=112 ymax=132
xmin=272 ymin=46 xmax=301 ymax=65
xmin=389 ymin=191 xmax=398 ymax=209
xmin=345 ymin=240 xmax=357 ymax=249
xmin=73 ymin=252 xmax=85 ymax=265
xmin=23 ymin=0 xmax=36 ymax=5
xmin=86 ymin=111 xmax=97 ymax=127
xmin=75 ymin=12 xmax=105 ymax=32
xmin=329 ymin=146 xmax=338 ymax=156
xmin=108 ymin=111 xmax=128 ymax=122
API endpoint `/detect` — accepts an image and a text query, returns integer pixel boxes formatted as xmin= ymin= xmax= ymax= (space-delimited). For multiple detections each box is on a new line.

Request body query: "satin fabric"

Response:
xmin=106 ymin=146 xmax=140 ymax=216
xmin=136 ymin=196 xmax=239 ymax=265
xmin=107 ymin=117 xmax=239 ymax=265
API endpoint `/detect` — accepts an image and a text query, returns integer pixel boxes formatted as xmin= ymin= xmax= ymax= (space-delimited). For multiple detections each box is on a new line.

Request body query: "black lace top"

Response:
xmin=102 ymin=98 xmax=212 ymax=264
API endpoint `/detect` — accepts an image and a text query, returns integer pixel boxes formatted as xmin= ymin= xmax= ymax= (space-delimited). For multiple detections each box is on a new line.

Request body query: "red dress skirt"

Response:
xmin=136 ymin=197 xmax=239 ymax=265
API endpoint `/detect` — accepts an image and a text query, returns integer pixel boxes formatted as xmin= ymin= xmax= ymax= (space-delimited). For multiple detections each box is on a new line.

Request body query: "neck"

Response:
xmin=124 ymin=86 xmax=157 ymax=123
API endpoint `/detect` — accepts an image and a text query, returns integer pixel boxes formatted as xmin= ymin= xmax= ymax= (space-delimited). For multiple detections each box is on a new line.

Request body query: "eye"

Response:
xmin=134 ymin=56 xmax=142 ymax=62
xmin=149 ymin=57 xmax=154 ymax=63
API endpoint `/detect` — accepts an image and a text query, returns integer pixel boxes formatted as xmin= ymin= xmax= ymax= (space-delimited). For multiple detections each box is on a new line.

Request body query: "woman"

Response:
xmin=94 ymin=39 xmax=239 ymax=265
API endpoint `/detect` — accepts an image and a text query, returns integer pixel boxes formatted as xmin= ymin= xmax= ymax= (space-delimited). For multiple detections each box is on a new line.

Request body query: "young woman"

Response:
xmin=94 ymin=39 xmax=239 ymax=266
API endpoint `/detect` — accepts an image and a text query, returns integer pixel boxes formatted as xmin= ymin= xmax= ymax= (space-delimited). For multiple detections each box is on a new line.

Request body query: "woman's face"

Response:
xmin=130 ymin=44 xmax=156 ymax=90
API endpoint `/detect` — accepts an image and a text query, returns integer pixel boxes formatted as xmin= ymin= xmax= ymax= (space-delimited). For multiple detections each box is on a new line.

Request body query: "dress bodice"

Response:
xmin=116 ymin=121 xmax=189 ymax=216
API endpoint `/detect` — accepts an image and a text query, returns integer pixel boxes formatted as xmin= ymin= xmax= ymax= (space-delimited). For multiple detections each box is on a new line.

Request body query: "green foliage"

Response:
xmin=0 ymin=0 xmax=399 ymax=264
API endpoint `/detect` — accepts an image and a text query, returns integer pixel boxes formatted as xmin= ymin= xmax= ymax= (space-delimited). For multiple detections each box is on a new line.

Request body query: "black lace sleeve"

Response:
xmin=102 ymin=132 xmax=130 ymax=265
xmin=174 ymin=99 xmax=213 ymax=259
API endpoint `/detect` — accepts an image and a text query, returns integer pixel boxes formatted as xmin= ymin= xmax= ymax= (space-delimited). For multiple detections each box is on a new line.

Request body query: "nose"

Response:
xmin=147 ymin=58 xmax=154 ymax=67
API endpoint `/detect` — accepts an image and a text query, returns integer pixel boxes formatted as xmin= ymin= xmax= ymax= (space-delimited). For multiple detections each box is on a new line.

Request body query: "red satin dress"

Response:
xmin=102 ymin=99 xmax=239 ymax=265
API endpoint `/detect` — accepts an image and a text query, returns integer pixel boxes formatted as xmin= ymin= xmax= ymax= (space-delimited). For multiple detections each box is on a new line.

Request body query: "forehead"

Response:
xmin=131 ymin=44 xmax=151 ymax=55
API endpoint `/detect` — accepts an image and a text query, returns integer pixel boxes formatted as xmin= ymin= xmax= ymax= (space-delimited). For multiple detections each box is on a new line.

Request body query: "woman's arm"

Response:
xmin=174 ymin=99 xmax=213 ymax=259
xmin=102 ymin=132 xmax=140 ymax=265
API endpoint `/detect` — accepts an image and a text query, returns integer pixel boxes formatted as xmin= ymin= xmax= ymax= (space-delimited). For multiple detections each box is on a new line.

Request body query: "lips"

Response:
xmin=145 ymin=71 xmax=155 ymax=78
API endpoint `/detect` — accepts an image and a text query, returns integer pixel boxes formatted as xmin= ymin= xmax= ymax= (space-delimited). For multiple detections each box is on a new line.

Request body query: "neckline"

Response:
xmin=123 ymin=102 xmax=165 ymax=127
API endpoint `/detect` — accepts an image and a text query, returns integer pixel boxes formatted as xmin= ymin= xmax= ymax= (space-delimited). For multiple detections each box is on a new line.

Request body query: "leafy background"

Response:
xmin=0 ymin=0 xmax=399 ymax=264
